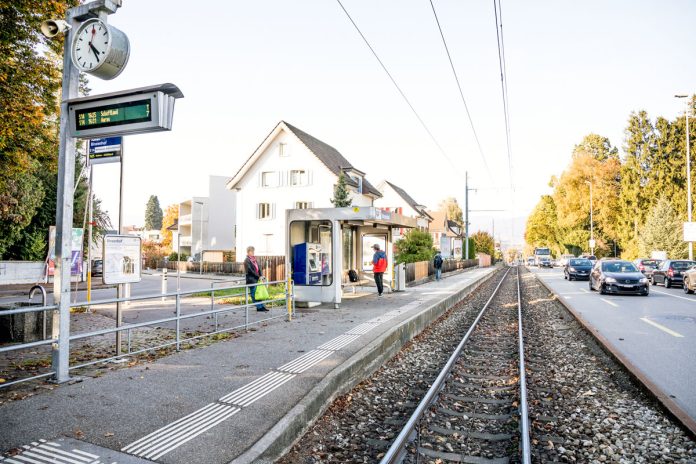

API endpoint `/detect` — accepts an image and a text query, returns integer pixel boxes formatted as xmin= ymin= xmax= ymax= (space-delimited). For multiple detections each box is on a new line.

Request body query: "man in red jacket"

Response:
xmin=372 ymin=243 xmax=387 ymax=296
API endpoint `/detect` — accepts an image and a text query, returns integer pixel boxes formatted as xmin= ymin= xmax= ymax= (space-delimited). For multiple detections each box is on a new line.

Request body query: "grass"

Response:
xmin=216 ymin=284 xmax=287 ymax=307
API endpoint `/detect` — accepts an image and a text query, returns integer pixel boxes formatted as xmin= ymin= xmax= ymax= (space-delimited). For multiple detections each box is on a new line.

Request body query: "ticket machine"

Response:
xmin=292 ymin=243 xmax=322 ymax=285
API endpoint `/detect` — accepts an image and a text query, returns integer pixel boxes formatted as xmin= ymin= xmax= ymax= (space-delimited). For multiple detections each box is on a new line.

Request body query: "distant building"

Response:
xmin=227 ymin=121 xmax=382 ymax=256
xmin=428 ymin=210 xmax=462 ymax=257
xmin=123 ymin=226 xmax=162 ymax=243
xmin=174 ymin=175 xmax=236 ymax=260
xmin=375 ymin=180 xmax=433 ymax=241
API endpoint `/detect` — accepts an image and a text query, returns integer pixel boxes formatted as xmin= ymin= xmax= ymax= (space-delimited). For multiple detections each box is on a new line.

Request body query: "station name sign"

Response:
xmin=89 ymin=136 xmax=122 ymax=165
xmin=67 ymin=83 xmax=183 ymax=139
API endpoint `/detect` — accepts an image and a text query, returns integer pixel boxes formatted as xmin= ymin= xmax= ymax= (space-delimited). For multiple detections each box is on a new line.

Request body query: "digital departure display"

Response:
xmin=75 ymin=99 xmax=151 ymax=130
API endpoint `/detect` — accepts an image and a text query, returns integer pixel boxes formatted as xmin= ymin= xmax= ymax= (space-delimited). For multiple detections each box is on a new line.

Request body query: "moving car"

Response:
xmin=589 ymin=259 xmax=649 ymax=295
xmin=632 ymin=258 xmax=662 ymax=278
xmin=538 ymin=256 xmax=552 ymax=268
xmin=650 ymin=260 xmax=696 ymax=288
xmin=682 ymin=266 xmax=696 ymax=294
xmin=91 ymin=259 xmax=103 ymax=276
xmin=526 ymin=257 xmax=535 ymax=266
xmin=564 ymin=258 xmax=593 ymax=280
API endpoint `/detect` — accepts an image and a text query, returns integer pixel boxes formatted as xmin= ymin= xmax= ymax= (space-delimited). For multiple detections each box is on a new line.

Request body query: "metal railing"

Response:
xmin=379 ymin=266 xmax=531 ymax=463
xmin=0 ymin=279 xmax=294 ymax=389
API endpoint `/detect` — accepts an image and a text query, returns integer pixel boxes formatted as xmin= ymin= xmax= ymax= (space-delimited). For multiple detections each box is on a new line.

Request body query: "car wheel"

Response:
xmin=651 ymin=277 xmax=657 ymax=286
xmin=589 ymin=280 xmax=594 ymax=291
xmin=685 ymin=279 xmax=693 ymax=294
xmin=666 ymin=279 xmax=672 ymax=289
xmin=600 ymin=284 xmax=606 ymax=295
xmin=642 ymin=290 xmax=650 ymax=296
xmin=564 ymin=272 xmax=567 ymax=280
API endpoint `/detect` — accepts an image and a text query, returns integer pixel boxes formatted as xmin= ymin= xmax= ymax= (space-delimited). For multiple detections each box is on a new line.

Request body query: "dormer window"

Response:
xmin=348 ymin=175 xmax=363 ymax=194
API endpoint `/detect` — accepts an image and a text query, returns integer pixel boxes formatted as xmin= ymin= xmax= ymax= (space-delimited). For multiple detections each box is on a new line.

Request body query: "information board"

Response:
xmin=77 ymin=100 xmax=151 ymax=130
xmin=89 ymin=136 xmax=122 ymax=164
xmin=684 ymin=222 xmax=696 ymax=242
xmin=47 ymin=226 xmax=84 ymax=276
xmin=103 ymin=235 xmax=142 ymax=285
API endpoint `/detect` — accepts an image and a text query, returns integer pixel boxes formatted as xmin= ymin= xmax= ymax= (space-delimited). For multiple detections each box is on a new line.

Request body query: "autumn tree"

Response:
xmin=471 ymin=230 xmax=494 ymax=257
xmin=438 ymin=197 xmax=463 ymax=224
xmin=525 ymin=195 xmax=562 ymax=255
xmin=160 ymin=204 xmax=179 ymax=251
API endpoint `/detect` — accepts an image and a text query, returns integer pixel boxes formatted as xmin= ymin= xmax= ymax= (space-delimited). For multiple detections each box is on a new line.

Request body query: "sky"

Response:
xmin=85 ymin=0 xmax=696 ymax=246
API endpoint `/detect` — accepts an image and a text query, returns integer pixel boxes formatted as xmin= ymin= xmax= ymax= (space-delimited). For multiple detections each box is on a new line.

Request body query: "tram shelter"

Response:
xmin=286 ymin=207 xmax=417 ymax=308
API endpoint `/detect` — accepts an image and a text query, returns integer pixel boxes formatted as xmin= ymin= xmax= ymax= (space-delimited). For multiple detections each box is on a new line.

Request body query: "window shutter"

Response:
xmin=255 ymin=203 xmax=260 ymax=219
xmin=272 ymin=203 xmax=276 ymax=219
xmin=308 ymin=170 xmax=313 ymax=186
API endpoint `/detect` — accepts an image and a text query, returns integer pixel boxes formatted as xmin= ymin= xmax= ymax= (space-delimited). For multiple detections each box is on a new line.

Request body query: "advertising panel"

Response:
xmin=103 ymin=235 xmax=142 ymax=285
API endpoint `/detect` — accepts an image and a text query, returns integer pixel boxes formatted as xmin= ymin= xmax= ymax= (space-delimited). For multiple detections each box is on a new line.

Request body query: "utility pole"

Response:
xmin=585 ymin=180 xmax=594 ymax=256
xmin=676 ymin=95 xmax=693 ymax=260
xmin=465 ymin=172 xmax=469 ymax=260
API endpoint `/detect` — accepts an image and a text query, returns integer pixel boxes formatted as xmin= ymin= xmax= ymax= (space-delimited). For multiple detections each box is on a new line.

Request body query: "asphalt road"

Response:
xmin=530 ymin=266 xmax=696 ymax=423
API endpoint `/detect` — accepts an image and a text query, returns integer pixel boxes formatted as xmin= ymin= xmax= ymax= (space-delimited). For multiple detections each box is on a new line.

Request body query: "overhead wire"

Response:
xmin=493 ymin=0 xmax=514 ymax=191
xmin=428 ymin=0 xmax=493 ymax=183
xmin=334 ymin=0 xmax=464 ymax=176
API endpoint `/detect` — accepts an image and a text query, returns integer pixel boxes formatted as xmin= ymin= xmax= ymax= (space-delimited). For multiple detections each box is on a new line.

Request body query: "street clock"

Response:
xmin=71 ymin=18 xmax=130 ymax=80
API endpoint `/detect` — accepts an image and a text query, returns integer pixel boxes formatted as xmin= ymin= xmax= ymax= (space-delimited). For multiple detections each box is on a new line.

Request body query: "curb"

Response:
xmin=230 ymin=268 xmax=499 ymax=464
xmin=532 ymin=270 xmax=696 ymax=439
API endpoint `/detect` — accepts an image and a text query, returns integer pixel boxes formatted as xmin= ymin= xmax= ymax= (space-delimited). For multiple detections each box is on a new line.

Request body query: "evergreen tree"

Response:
xmin=638 ymin=197 xmax=686 ymax=259
xmin=145 ymin=195 xmax=163 ymax=230
xmin=330 ymin=173 xmax=352 ymax=207
xmin=394 ymin=230 xmax=436 ymax=264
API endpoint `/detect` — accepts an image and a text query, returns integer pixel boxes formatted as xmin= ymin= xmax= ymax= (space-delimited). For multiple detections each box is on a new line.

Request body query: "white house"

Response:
xmin=227 ymin=121 xmax=382 ymax=256
xmin=175 ymin=175 xmax=236 ymax=260
xmin=375 ymin=180 xmax=433 ymax=241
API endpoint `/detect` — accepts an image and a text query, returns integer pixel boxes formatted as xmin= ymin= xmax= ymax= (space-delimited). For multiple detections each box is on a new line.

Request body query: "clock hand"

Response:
xmin=89 ymin=43 xmax=100 ymax=62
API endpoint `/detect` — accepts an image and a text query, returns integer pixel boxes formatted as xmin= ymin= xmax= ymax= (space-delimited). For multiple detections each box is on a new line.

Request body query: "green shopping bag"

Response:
xmin=255 ymin=283 xmax=270 ymax=300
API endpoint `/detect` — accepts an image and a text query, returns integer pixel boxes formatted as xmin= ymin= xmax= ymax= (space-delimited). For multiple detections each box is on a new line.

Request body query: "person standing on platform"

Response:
xmin=434 ymin=250 xmax=444 ymax=281
xmin=245 ymin=246 xmax=268 ymax=311
xmin=372 ymin=243 xmax=387 ymax=297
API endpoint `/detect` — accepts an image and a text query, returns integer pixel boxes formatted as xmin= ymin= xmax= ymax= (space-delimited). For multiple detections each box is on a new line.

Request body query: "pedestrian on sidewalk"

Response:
xmin=433 ymin=250 xmax=443 ymax=281
xmin=372 ymin=243 xmax=387 ymax=296
xmin=245 ymin=246 xmax=268 ymax=311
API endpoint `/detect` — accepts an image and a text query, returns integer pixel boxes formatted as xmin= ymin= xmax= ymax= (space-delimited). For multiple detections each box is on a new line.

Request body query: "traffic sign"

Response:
xmin=88 ymin=136 xmax=122 ymax=164
xmin=103 ymin=235 xmax=142 ymax=285
xmin=683 ymin=222 xmax=696 ymax=242
xmin=589 ymin=239 xmax=596 ymax=248
xmin=67 ymin=83 xmax=183 ymax=139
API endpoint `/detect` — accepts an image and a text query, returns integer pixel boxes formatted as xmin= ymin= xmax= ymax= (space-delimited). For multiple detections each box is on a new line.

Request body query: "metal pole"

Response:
xmin=116 ymin=143 xmax=124 ymax=353
xmin=51 ymin=8 xmax=80 ymax=384
xmin=87 ymin=163 xmax=93 ymax=303
xmin=177 ymin=233 xmax=181 ymax=291
xmin=687 ymin=108 xmax=693 ymax=260
xmin=199 ymin=203 xmax=204 ymax=275
xmin=464 ymin=171 xmax=469 ymax=260
xmin=175 ymin=293 xmax=181 ymax=351
xmin=590 ymin=181 xmax=594 ymax=256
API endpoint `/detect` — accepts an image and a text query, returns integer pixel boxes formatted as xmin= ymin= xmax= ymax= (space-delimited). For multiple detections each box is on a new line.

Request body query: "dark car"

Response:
xmin=91 ymin=259 xmax=103 ymax=276
xmin=589 ymin=259 xmax=649 ymax=295
xmin=564 ymin=258 xmax=593 ymax=281
xmin=651 ymin=260 xmax=696 ymax=288
xmin=633 ymin=259 xmax=662 ymax=278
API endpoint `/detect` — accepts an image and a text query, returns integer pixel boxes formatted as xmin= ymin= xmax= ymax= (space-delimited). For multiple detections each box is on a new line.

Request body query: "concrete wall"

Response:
xmin=0 ymin=261 xmax=46 ymax=285
xmin=234 ymin=127 xmax=374 ymax=256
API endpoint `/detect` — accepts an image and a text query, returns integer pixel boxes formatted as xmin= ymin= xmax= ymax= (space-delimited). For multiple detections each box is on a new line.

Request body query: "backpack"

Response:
xmin=348 ymin=269 xmax=359 ymax=282
xmin=434 ymin=255 xmax=443 ymax=267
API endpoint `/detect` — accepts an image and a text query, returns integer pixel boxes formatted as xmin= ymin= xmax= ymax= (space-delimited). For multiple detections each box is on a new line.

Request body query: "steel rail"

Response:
xmin=517 ymin=265 xmax=532 ymax=464
xmin=379 ymin=267 xmax=512 ymax=464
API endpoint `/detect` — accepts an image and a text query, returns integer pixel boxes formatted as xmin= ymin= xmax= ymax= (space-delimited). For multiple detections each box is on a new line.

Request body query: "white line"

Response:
xmin=11 ymin=452 xmax=53 ymax=464
xmin=220 ymin=372 xmax=296 ymax=404
xmin=67 ymin=450 xmax=97 ymax=460
xmin=37 ymin=445 xmax=90 ymax=464
xmin=346 ymin=322 xmax=380 ymax=335
xmin=580 ymin=288 xmax=589 ymax=293
xmin=277 ymin=350 xmax=333 ymax=374
xmin=599 ymin=298 xmax=618 ymax=308
xmin=651 ymin=288 xmax=696 ymax=302
xmin=640 ymin=317 xmax=685 ymax=338
xmin=22 ymin=447 xmax=82 ymax=464
xmin=317 ymin=334 xmax=360 ymax=351
xmin=225 ymin=373 xmax=295 ymax=407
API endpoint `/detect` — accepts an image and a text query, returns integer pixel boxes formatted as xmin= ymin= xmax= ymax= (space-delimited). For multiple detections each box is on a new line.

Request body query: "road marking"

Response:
xmin=580 ymin=288 xmax=589 ymax=293
xmin=220 ymin=371 xmax=297 ymax=405
xmin=600 ymin=298 xmax=618 ymax=308
xmin=640 ymin=317 xmax=685 ymax=338
xmin=276 ymin=350 xmax=334 ymax=374
xmin=651 ymin=288 xmax=696 ymax=302
xmin=2 ymin=439 xmax=128 ymax=464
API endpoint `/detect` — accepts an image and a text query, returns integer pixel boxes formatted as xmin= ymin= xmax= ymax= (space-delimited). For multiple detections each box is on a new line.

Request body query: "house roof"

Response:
xmin=428 ymin=210 xmax=459 ymax=237
xmin=227 ymin=121 xmax=381 ymax=197
xmin=383 ymin=180 xmax=433 ymax=220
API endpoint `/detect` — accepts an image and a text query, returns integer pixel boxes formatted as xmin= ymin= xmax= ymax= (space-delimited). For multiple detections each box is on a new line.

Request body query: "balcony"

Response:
xmin=179 ymin=214 xmax=192 ymax=225
xmin=179 ymin=237 xmax=192 ymax=246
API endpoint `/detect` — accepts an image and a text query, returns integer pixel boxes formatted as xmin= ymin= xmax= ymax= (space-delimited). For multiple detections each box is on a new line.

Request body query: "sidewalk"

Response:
xmin=0 ymin=266 xmax=497 ymax=464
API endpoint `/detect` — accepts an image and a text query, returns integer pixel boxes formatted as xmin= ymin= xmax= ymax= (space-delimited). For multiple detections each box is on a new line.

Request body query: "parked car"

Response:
xmin=589 ymin=259 xmax=649 ymax=295
xmin=564 ymin=258 xmax=593 ymax=280
xmin=651 ymin=260 xmax=696 ymax=288
xmin=632 ymin=258 xmax=662 ymax=278
xmin=682 ymin=267 xmax=696 ymax=294
xmin=538 ymin=256 xmax=552 ymax=268
xmin=91 ymin=259 xmax=103 ymax=276
xmin=558 ymin=254 xmax=576 ymax=267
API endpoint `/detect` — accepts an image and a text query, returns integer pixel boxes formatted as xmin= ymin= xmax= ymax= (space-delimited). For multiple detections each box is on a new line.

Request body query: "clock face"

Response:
xmin=72 ymin=19 xmax=110 ymax=72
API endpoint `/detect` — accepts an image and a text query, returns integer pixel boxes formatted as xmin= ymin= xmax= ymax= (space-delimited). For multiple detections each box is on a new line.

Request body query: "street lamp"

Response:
xmin=676 ymin=94 xmax=693 ymax=260
xmin=585 ymin=180 xmax=594 ymax=256
xmin=195 ymin=201 xmax=204 ymax=275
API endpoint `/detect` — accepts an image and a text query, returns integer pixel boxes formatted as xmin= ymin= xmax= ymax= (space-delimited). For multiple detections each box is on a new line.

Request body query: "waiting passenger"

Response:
xmin=245 ymin=246 xmax=268 ymax=312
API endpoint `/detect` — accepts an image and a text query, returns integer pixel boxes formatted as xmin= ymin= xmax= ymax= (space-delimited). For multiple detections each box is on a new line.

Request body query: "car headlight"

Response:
xmin=640 ymin=277 xmax=648 ymax=283
xmin=569 ymin=267 xmax=576 ymax=272
xmin=604 ymin=277 xmax=617 ymax=283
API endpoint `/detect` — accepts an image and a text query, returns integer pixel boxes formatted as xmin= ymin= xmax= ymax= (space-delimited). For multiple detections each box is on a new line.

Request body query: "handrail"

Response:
xmin=379 ymin=267 xmax=511 ymax=464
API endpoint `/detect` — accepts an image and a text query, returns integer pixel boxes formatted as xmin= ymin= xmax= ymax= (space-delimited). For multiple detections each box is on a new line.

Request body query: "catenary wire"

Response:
xmin=334 ymin=0 xmax=464 ymax=176
xmin=428 ymin=0 xmax=493 ymax=183
xmin=493 ymin=0 xmax=514 ymax=191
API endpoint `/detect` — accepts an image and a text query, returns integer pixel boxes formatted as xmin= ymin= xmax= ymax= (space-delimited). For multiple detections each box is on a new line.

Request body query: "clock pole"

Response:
xmin=47 ymin=0 xmax=122 ymax=384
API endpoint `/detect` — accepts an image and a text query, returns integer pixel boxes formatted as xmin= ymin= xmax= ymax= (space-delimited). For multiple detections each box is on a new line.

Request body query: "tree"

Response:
xmin=638 ymin=197 xmax=686 ymax=259
xmin=394 ymin=230 xmax=436 ymax=264
xmin=330 ymin=173 xmax=352 ymax=207
xmin=438 ymin=197 xmax=463 ymax=224
xmin=144 ymin=195 xmax=163 ymax=230
xmin=525 ymin=195 xmax=563 ymax=255
xmin=160 ymin=204 xmax=178 ymax=251
xmin=471 ymin=231 xmax=494 ymax=257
